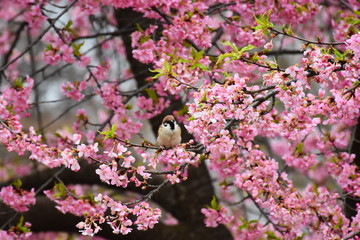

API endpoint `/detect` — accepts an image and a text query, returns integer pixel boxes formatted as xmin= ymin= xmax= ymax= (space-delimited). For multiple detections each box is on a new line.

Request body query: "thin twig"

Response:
xmin=205 ymin=2 xmax=236 ymax=15
xmin=1 ymin=167 xmax=66 ymax=229
xmin=40 ymin=94 xmax=94 ymax=131
xmin=339 ymin=0 xmax=355 ymax=12
xmin=123 ymin=179 xmax=170 ymax=206
xmin=0 ymin=0 xmax=78 ymax=74
xmin=270 ymin=27 xmax=345 ymax=46
xmin=124 ymin=163 xmax=188 ymax=206
xmin=1 ymin=23 xmax=26 ymax=69
xmin=248 ymin=193 xmax=287 ymax=234
xmin=343 ymin=230 xmax=360 ymax=240
xmin=115 ymin=137 xmax=160 ymax=150
xmin=72 ymin=29 xmax=135 ymax=42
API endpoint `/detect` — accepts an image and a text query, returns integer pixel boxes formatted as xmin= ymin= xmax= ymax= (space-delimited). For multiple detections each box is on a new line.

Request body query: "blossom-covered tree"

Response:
xmin=1 ymin=0 xmax=360 ymax=239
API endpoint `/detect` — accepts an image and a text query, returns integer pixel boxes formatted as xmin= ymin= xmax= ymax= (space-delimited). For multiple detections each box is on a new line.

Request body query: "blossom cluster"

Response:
xmin=0 ymin=185 xmax=36 ymax=212
xmin=76 ymin=193 xmax=161 ymax=236
xmin=44 ymin=185 xmax=107 ymax=217
xmin=1 ymin=0 xmax=360 ymax=239
xmin=201 ymin=206 xmax=233 ymax=228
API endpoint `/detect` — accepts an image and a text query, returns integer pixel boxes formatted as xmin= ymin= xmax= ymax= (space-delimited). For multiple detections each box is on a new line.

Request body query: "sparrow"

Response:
xmin=157 ymin=115 xmax=181 ymax=148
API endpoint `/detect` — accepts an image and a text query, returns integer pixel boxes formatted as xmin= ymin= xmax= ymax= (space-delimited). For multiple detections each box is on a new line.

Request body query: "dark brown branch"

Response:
xmin=71 ymin=29 xmax=135 ymax=42
xmin=124 ymin=179 xmax=170 ymax=206
xmin=151 ymin=7 xmax=173 ymax=25
xmin=339 ymin=0 xmax=355 ymax=12
xmin=205 ymin=2 xmax=237 ymax=15
xmin=1 ymin=23 xmax=26 ymax=69
xmin=27 ymin=26 xmax=45 ymax=135
xmin=264 ymin=49 xmax=304 ymax=56
xmin=240 ymin=57 xmax=285 ymax=72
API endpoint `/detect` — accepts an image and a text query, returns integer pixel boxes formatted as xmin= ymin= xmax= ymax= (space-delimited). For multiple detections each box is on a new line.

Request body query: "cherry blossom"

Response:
xmin=1 ymin=0 xmax=360 ymax=239
xmin=0 ymin=186 xmax=36 ymax=212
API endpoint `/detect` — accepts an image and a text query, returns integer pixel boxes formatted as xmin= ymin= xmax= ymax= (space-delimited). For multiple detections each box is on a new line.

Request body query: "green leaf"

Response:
xmin=186 ymin=11 xmax=194 ymax=19
xmin=64 ymin=20 xmax=73 ymax=30
xmin=190 ymin=49 xmax=208 ymax=70
xmin=210 ymin=195 xmax=220 ymax=210
xmin=332 ymin=47 xmax=343 ymax=59
xmin=71 ymin=42 xmax=85 ymax=57
xmin=179 ymin=58 xmax=191 ymax=63
xmin=80 ymin=192 xmax=96 ymax=204
xmin=98 ymin=124 xmax=117 ymax=140
xmin=354 ymin=10 xmax=360 ymax=18
xmin=144 ymin=88 xmax=159 ymax=104
xmin=294 ymin=142 xmax=304 ymax=155
xmin=11 ymin=178 xmax=22 ymax=189
xmin=253 ymin=11 xmax=274 ymax=33
xmin=221 ymin=41 xmax=239 ymax=51
xmin=238 ymin=44 xmax=256 ymax=56
xmin=330 ymin=156 xmax=338 ymax=163
xmin=265 ymin=231 xmax=281 ymax=240
xmin=331 ymin=47 xmax=351 ymax=61
xmin=280 ymin=85 xmax=287 ymax=90
xmin=216 ymin=44 xmax=255 ymax=65
xmin=45 ymin=44 xmax=54 ymax=52
xmin=163 ymin=60 xmax=171 ymax=73
xmin=219 ymin=179 xmax=228 ymax=186
xmin=216 ymin=53 xmax=236 ymax=65
xmin=54 ymin=132 xmax=62 ymax=138
xmin=149 ymin=68 xmax=167 ymax=79
xmin=176 ymin=105 xmax=189 ymax=116
xmin=150 ymin=60 xmax=174 ymax=79
xmin=16 ymin=216 xmax=31 ymax=233
xmin=17 ymin=215 xmax=24 ymax=227
xmin=282 ymin=25 xmax=294 ymax=36
xmin=192 ymin=48 xmax=204 ymax=63
xmin=139 ymin=35 xmax=151 ymax=44
xmin=13 ymin=77 xmax=24 ymax=89
xmin=53 ymin=182 xmax=67 ymax=198
xmin=313 ymin=184 xmax=319 ymax=195
xmin=265 ymin=59 xmax=278 ymax=69
xmin=201 ymin=91 xmax=207 ymax=102
xmin=320 ymin=47 xmax=330 ymax=55
xmin=5 ymin=105 xmax=14 ymax=114
xmin=63 ymin=20 xmax=77 ymax=37
xmin=135 ymin=23 xmax=144 ymax=32
xmin=195 ymin=63 xmax=209 ymax=71
xmin=198 ymin=153 xmax=207 ymax=162
xmin=334 ymin=217 xmax=343 ymax=229
xmin=238 ymin=218 xmax=258 ymax=230
xmin=345 ymin=15 xmax=360 ymax=25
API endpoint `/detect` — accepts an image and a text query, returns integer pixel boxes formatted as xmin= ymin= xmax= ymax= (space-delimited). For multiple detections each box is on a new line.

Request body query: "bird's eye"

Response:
xmin=163 ymin=123 xmax=168 ymax=127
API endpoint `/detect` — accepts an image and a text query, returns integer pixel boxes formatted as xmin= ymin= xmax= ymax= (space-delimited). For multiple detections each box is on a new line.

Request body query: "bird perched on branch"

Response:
xmin=157 ymin=115 xmax=181 ymax=148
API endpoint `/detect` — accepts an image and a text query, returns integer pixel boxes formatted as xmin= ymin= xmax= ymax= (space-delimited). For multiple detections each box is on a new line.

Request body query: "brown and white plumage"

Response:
xmin=157 ymin=115 xmax=181 ymax=148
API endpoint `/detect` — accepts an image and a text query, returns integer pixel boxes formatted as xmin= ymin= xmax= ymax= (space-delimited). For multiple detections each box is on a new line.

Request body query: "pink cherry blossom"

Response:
xmin=0 ymin=186 xmax=36 ymax=212
xmin=201 ymin=206 xmax=233 ymax=228
xmin=1 ymin=0 xmax=360 ymax=239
